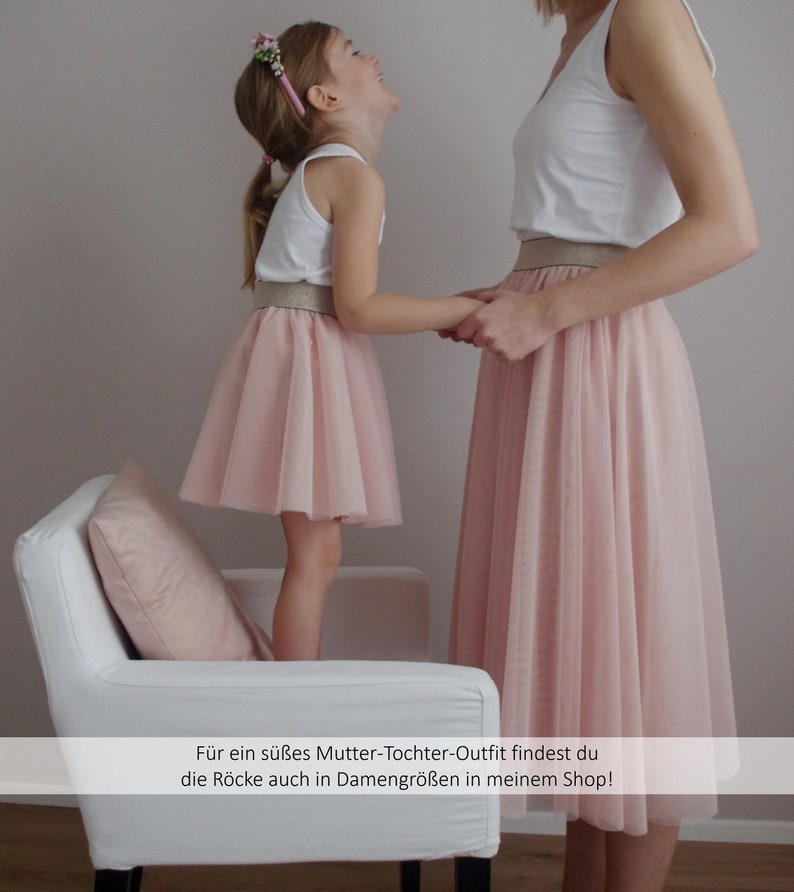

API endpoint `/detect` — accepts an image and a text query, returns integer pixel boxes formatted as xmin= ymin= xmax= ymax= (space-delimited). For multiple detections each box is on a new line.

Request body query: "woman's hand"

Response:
xmin=453 ymin=288 xmax=558 ymax=362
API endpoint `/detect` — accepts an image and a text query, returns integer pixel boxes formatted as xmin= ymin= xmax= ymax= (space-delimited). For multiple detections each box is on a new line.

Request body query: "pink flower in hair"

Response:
xmin=251 ymin=32 xmax=284 ymax=75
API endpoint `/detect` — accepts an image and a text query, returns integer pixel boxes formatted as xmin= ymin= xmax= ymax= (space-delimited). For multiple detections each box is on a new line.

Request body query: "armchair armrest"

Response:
xmin=225 ymin=567 xmax=430 ymax=661
xmin=67 ymin=659 xmax=501 ymax=866
xmin=62 ymin=658 xmax=497 ymax=740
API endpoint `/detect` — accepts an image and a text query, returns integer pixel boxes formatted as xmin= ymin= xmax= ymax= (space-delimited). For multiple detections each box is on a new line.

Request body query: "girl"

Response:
xmin=180 ymin=22 xmax=478 ymax=661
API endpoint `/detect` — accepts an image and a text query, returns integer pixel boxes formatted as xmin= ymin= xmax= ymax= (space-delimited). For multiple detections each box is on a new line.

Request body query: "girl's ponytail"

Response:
xmin=241 ymin=160 xmax=283 ymax=291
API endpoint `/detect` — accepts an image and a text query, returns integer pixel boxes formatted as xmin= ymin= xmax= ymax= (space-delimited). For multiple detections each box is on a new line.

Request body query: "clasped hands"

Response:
xmin=440 ymin=287 xmax=557 ymax=363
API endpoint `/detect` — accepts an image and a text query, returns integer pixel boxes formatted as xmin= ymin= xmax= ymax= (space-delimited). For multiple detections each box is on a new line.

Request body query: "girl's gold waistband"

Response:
xmin=254 ymin=280 xmax=336 ymax=318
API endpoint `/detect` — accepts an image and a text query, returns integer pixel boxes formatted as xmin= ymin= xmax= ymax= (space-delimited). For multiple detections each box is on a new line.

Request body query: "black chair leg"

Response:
xmin=400 ymin=859 xmax=421 ymax=892
xmin=94 ymin=866 xmax=143 ymax=892
xmin=455 ymin=856 xmax=490 ymax=892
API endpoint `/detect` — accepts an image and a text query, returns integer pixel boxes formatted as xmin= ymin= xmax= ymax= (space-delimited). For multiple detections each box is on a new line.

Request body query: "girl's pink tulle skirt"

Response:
xmin=180 ymin=306 xmax=401 ymax=528
xmin=449 ymin=265 xmax=736 ymax=834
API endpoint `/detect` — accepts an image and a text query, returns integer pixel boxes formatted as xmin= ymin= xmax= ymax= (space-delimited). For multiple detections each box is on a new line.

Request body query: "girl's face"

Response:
xmin=322 ymin=31 xmax=400 ymax=117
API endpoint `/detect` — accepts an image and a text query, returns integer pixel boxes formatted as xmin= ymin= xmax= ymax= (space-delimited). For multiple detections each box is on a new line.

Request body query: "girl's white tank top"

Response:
xmin=255 ymin=143 xmax=383 ymax=286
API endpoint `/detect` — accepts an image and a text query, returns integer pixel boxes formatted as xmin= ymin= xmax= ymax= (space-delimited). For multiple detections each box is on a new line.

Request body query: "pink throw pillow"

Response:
xmin=88 ymin=461 xmax=273 ymax=660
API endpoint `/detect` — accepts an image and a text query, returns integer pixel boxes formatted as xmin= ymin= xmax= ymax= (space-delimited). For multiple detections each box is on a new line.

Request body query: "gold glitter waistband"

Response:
xmin=254 ymin=280 xmax=336 ymax=318
xmin=514 ymin=238 xmax=630 ymax=271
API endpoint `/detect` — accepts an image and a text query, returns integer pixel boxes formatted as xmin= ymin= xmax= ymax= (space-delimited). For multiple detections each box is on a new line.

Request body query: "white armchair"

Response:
xmin=14 ymin=476 xmax=500 ymax=892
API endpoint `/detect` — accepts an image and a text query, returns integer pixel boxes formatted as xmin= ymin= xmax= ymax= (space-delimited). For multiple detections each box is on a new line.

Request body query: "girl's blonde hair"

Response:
xmin=234 ymin=21 xmax=336 ymax=290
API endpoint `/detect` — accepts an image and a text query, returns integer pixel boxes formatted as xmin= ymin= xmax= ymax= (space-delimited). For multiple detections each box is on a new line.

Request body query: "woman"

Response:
xmin=448 ymin=0 xmax=757 ymax=889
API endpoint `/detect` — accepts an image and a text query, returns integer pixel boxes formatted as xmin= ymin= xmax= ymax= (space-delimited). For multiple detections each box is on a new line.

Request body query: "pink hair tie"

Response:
xmin=262 ymin=153 xmax=277 ymax=166
xmin=251 ymin=33 xmax=307 ymax=117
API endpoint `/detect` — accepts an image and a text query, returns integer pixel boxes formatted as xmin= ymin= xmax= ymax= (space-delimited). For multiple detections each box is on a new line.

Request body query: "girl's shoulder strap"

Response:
xmin=303 ymin=142 xmax=367 ymax=166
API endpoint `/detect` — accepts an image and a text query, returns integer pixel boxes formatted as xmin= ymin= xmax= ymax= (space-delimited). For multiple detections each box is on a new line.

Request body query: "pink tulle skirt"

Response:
xmin=449 ymin=265 xmax=736 ymax=833
xmin=180 ymin=307 xmax=401 ymax=528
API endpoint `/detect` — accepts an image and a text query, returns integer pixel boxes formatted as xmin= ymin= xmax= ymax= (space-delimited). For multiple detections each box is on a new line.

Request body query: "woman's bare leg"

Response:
xmin=563 ymin=819 xmax=606 ymax=892
xmin=563 ymin=819 xmax=678 ymax=891
xmin=604 ymin=823 xmax=678 ymax=892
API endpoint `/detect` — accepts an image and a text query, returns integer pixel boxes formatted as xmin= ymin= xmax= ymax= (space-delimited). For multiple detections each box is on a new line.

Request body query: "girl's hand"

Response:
xmin=453 ymin=289 xmax=558 ymax=362
xmin=438 ymin=288 xmax=494 ymax=341
xmin=456 ymin=286 xmax=496 ymax=301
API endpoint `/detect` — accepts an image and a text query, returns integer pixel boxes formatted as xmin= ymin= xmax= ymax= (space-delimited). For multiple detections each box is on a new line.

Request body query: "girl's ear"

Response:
xmin=306 ymin=83 xmax=341 ymax=114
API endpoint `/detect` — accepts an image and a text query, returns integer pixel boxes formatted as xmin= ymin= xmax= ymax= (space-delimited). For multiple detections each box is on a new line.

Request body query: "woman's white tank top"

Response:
xmin=255 ymin=143 xmax=383 ymax=286
xmin=510 ymin=0 xmax=714 ymax=248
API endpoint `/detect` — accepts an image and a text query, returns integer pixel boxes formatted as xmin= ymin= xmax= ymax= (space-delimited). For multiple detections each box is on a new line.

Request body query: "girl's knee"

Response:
xmin=302 ymin=538 xmax=341 ymax=583
xmin=281 ymin=513 xmax=342 ymax=576
xmin=306 ymin=524 xmax=342 ymax=572
xmin=319 ymin=523 xmax=343 ymax=567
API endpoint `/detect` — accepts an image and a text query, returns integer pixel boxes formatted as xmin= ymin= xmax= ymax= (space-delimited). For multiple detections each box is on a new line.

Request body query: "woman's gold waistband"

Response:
xmin=514 ymin=237 xmax=630 ymax=271
xmin=254 ymin=280 xmax=336 ymax=318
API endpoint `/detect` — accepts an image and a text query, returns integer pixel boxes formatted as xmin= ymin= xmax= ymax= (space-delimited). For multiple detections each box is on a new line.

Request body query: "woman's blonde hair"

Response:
xmin=234 ymin=21 xmax=336 ymax=290
xmin=535 ymin=0 xmax=578 ymax=22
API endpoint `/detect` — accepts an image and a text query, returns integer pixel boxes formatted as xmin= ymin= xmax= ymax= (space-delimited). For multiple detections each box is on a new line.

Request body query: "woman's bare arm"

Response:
xmin=455 ymin=0 xmax=758 ymax=361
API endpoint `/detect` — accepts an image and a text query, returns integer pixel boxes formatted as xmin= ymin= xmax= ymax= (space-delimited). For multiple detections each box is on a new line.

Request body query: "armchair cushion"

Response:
xmin=88 ymin=461 xmax=273 ymax=661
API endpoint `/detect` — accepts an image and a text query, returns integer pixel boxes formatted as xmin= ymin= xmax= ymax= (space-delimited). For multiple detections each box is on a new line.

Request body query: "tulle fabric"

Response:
xmin=449 ymin=265 xmax=736 ymax=833
xmin=180 ymin=307 xmax=401 ymax=528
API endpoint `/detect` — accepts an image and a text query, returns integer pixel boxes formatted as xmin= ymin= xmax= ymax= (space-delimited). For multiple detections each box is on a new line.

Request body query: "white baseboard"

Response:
xmin=2 ymin=795 xmax=792 ymax=846
xmin=1 ymin=793 xmax=78 ymax=807
xmin=502 ymin=810 xmax=794 ymax=845
xmin=676 ymin=819 xmax=794 ymax=845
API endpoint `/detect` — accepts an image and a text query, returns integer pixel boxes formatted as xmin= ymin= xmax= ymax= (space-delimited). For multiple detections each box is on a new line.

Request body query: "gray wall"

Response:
xmin=2 ymin=1 xmax=792 ymax=827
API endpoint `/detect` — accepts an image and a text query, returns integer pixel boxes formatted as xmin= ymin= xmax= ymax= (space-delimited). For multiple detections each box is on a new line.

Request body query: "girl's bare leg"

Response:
xmin=272 ymin=512 xmax=342 ymax=660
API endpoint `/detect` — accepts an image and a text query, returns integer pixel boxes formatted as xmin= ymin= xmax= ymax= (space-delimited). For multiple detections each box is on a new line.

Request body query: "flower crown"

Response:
xmin=251 ymin=33 xmax=306 ymax=117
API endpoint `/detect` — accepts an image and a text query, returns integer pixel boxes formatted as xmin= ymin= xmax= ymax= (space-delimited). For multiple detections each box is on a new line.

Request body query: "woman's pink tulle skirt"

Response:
xmin=449 ymin=265 xmax=736 ymax=833
xmin=180 ymin=306 xmax=401 ymax=528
